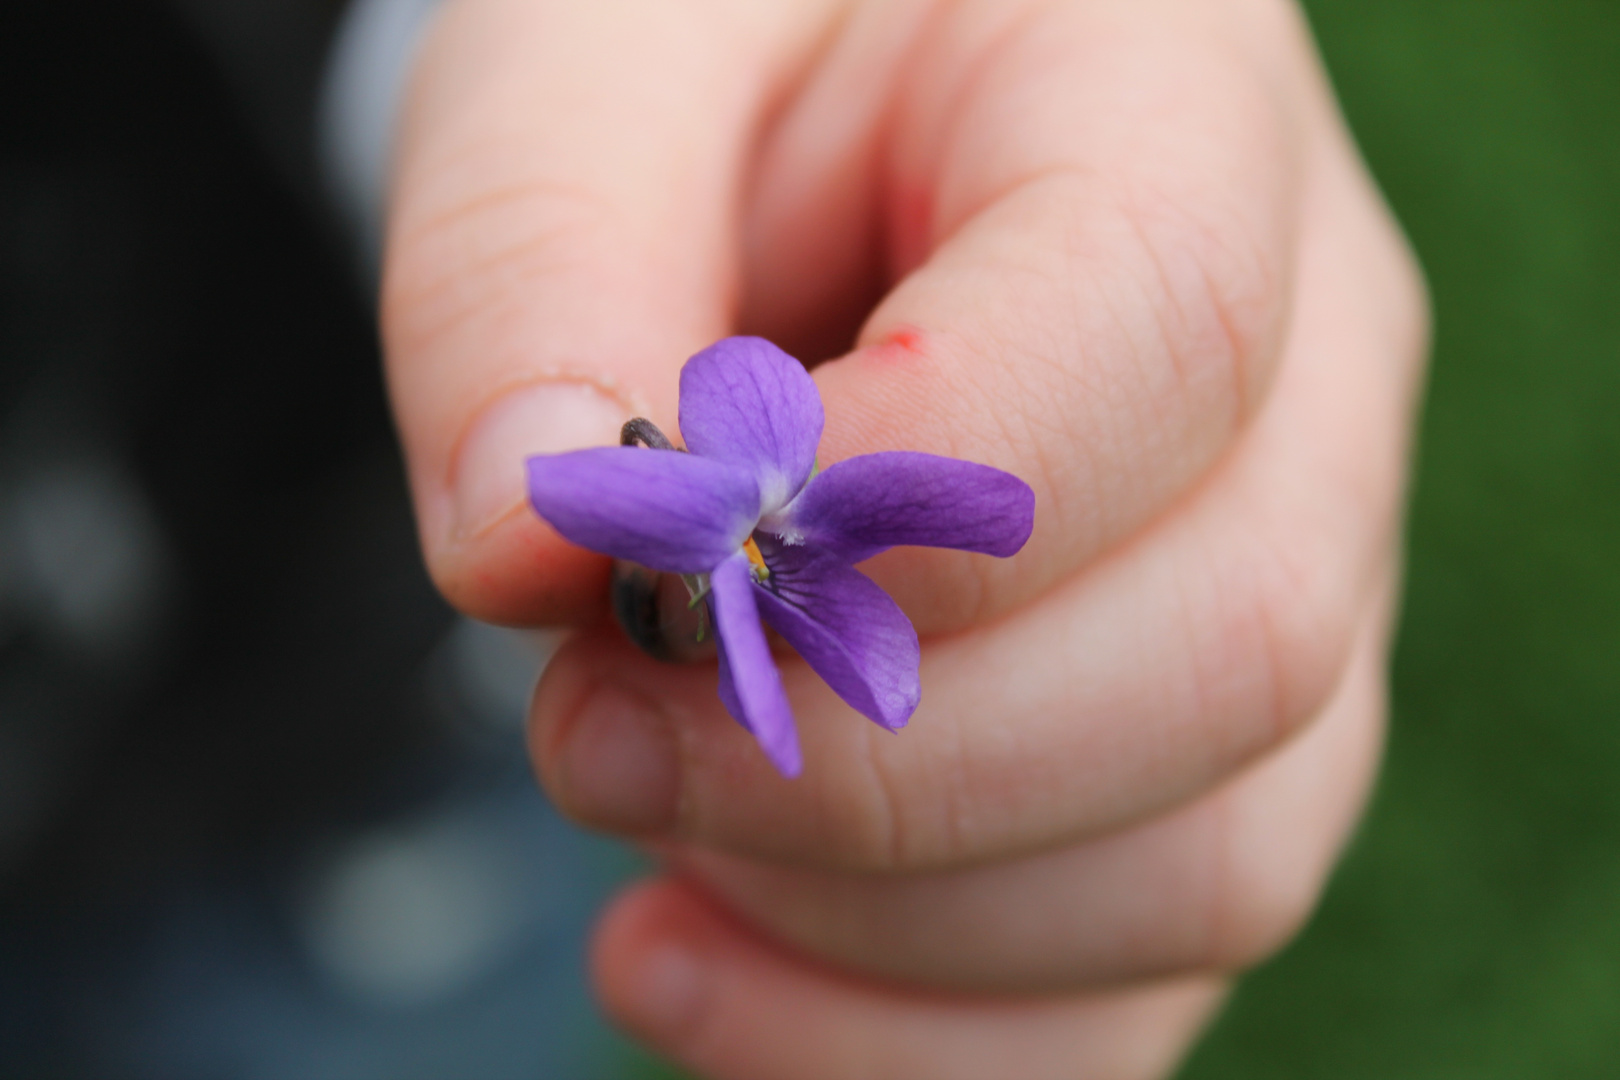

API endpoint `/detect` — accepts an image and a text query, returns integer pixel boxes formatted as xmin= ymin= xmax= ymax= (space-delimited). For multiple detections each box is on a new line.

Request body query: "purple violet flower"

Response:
xmin=525 ymin=336 xmax=1034 ymax=777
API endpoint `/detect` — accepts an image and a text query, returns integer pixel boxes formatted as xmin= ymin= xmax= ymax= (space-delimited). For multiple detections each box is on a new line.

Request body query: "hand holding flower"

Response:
xmin=381 ymin=0 xmax=1428 ymax=1075
xmin=526 ymin=336 xmax=1034 ymax=776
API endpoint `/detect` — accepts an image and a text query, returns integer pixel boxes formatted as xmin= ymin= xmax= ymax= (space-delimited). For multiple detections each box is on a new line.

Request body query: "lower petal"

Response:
xmin=752 ymin=540 xmax=920 ymax=731
xmin=710 ymin=553 xmax=801 ymax=777
xmin=714 ymin=641 xmax=749 ymax=734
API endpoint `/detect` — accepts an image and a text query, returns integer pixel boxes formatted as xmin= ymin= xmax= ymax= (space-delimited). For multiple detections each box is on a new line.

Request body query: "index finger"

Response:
xmin=739 ymin=0 xmax=1311 ymax=632
xmin=382 ymin=0 xmax=838 ymax=623
xmin=388 ymin=0 xmax=1307 ymax=633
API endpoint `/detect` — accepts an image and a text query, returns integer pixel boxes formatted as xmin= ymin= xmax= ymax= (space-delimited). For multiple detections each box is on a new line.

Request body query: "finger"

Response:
xmin=747 ymin=0 xmax=1321 ymax=631
xmin=593 ymin=877 xmax=1224 ymax=1080
xmin=673 ymin=591 xmax=1387 ymax=994
xmin=382 ymin=0 xmax=836 ymax=623
xmin=531 ymin=129 xmax=1426 ymax=866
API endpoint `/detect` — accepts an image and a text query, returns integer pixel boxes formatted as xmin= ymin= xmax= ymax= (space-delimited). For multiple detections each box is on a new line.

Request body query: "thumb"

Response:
xmin=381 ymin=0 xmax=832 ymax=623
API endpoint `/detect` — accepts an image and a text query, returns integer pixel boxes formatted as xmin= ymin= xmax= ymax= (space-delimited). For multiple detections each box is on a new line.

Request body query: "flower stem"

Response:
xmin=620 ymin=417 xmax=676 ymax=450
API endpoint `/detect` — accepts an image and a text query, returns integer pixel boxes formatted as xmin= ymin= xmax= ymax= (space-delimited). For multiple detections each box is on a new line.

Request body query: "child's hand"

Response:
xmin=381 ymin=0 xmax=1426 ymax=1074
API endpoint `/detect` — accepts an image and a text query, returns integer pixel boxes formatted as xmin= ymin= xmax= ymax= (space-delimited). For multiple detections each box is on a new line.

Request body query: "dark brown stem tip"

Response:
xmin=621 ymin=418 xmax=676 ymax=450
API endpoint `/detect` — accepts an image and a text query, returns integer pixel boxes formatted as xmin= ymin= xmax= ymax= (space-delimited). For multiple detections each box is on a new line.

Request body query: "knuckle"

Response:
xmin=1246 ymin=528 xmax=1362 ymax=746
xmin=1229 ymin=0 xmax=1313 ymax=48
xmin=1186 ymin=523 xmax=1362 ymax=773
xmin=1122 ymin=186 xmax=1287 ymax=432
xmin=818 ymin=722 xmax=978 ymax=874
xmin=853 ymin=735 xmax=931 ymax=872
xmin=767 ymin=730 xmax=909 ymax=873
xmin=1206 ymin=826 xmax=1328 ymax=971
xmin=381 ymin=178 xmax=614 ymax=360
xmin=1379 ymin=209 xmax=1434 ymax=374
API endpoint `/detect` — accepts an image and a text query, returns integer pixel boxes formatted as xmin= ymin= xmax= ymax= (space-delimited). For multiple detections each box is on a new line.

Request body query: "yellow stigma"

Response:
xmin=742 ymin=536 xmax=770 ymax=581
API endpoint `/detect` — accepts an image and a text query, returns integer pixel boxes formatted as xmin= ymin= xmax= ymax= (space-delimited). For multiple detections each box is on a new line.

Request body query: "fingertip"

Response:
xmin=590 ymin=876 xmax=1229 ymax=1080
xmin=425 ymin=517 xmax=611 ymax=625
xmin=591 ymin=878 xmax=722 ymax=1053
xmin=414 ymin=378 xmax=632 ymax=625
xmin=535 ymin=678 xmax=682 ymax=835
xmin=454 ymin=381 xmax=632 ymax=542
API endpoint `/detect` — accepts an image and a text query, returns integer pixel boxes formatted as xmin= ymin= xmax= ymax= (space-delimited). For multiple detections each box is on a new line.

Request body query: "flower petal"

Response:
xmin=710 ymin=552 xmax=802 ymax=777
xmin=678 ymin=337 xmax=823 ymax=513
xmin=714 ymin=635 xmax=748 ymax=733
xmin=752 ymin=537 xmax=920 ymax=731
xmin=526 ymin=447 xmax=758 ymax=574
xmin=774 ymin=451 xmax=1035 ymax=563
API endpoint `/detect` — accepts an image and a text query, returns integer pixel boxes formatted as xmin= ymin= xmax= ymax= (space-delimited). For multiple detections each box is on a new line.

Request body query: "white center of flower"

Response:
xmin=756 ymin=484 xmax=807 ymax=546
xmin=757 ymin=469 xmax=792 ymax=518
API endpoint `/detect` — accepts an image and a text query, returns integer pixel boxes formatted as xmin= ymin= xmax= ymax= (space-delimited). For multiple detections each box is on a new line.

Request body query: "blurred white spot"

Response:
xmin=300 ymin=807 xmax=543 ymax=1010
xmin=318 ymin=0 xmax=443 ymax=274
xmin=442 ymin=617 xmax=558 ymax=735
xmin=0 ymin=458 xmax=171 ymax=662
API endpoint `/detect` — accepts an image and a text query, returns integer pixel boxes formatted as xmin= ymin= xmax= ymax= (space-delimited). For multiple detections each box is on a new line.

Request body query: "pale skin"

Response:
xmin=382 ymin=0 xmax=1428 ymax=1076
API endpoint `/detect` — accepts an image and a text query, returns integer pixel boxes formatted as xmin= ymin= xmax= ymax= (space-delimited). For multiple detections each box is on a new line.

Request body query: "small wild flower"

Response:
xmin=526 ymin=337 xmax=1033 ymax=776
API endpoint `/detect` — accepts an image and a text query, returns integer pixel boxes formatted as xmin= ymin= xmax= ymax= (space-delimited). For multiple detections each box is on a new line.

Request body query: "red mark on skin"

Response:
xmin=863 ymin=325 xmax=929 ymax=366
xmin=886 ymin=327 xmax=923 ymax=352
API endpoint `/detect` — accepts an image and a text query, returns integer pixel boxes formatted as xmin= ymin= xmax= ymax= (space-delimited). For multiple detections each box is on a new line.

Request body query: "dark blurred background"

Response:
xmin=0 ymin=1 xmax=640 ymax=1076
xmin=2 ymin=0 xmax=1617 ymax=1077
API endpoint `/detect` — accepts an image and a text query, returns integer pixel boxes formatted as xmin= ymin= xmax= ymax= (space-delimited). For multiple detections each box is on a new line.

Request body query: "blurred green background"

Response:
xmin=634 ymin=1 xmax=1620 ymax=1076
xmin=1187 ymin=0 xmax=1620 ymax=1076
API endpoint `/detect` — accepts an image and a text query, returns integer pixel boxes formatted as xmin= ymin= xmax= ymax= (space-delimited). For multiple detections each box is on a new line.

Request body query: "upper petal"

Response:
xmin=678 ymin=337 xmax=823 ymax=512
xmin=710 ymin=552 xmax=802 ymax=776
xmin=752 ymin=537 xmax=920 ymax=731
xmin=526 ymin=447 xmax=758 ymax=574
xmin=773 ymin=451 xmax=1035 ymax=563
